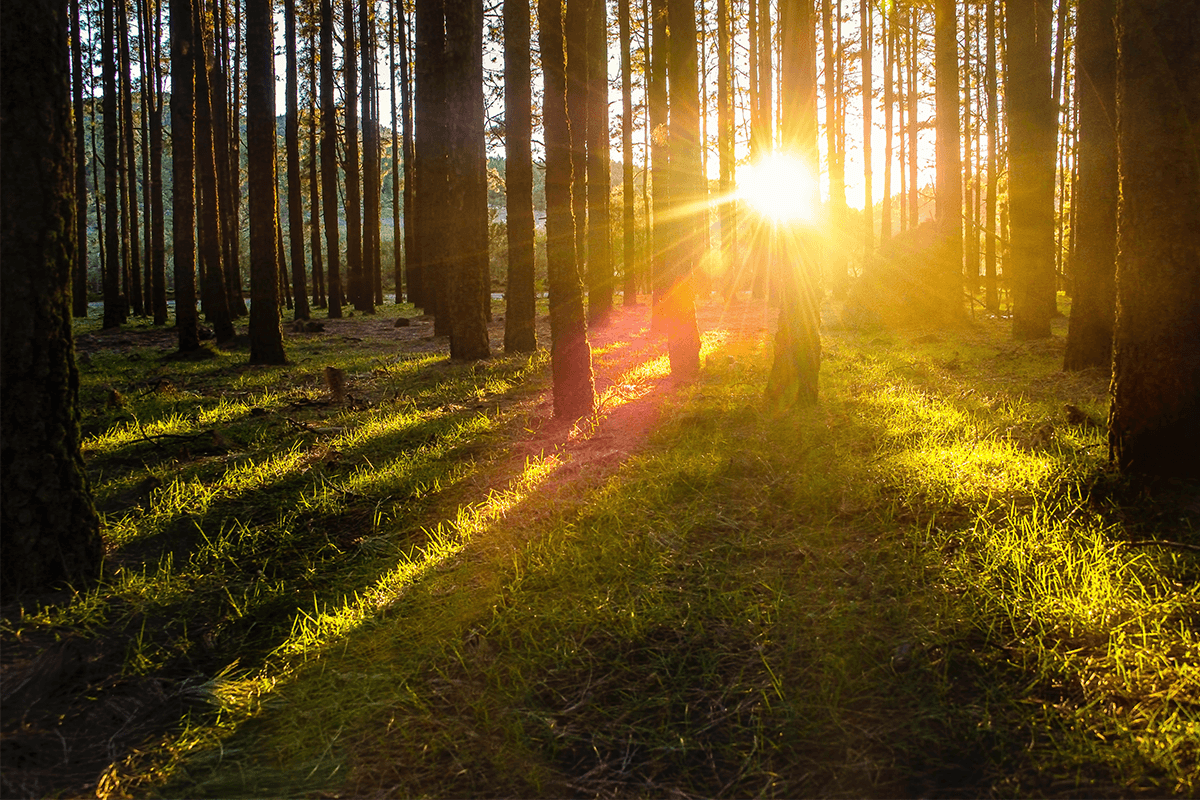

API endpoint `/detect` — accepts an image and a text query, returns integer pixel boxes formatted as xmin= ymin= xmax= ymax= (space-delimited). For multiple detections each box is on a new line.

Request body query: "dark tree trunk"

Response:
xmin=414 ymin=0 xmax=448 ymax=323
xmin=715 ymin=0 xmax=733 ymax=299
xmin=822 ymin=0 xmax=846 ymax=291
xmin=212 ymin=6 xmax=246 ymax=317
xmin=1107 ymin=0 xmax=1200 ymax=476
xmin=934 ymin=0 xmax=963 ymax=322
xmin=586 ymin=0 xmax=613 ymax=324
xmin=1006 ymin=0 xmax=1056 ymax=339
xmin=119 ymin=0 xmax=144 ymax=317
xmin=963 ymin=1 xmax=979 ymax=294
xmin=344 ymin=0 xmax=367 ymax=312
xmin=172 ymin=0 xmax=200 ymax=350
xmin=565 ymin=0 xmax=588 ymax=277
xmin=648 ymin=0 xmax=668 ymax=311
xmin=399 ymin=0 xmax=415 ymax=306
xmin=247 ymin=0 xmax=287 ymax=363
xmin=308 ymin=17 xmax=325 ymax=308
xmin=71 ymin=0 xmax=89 ymax=318
xmin=664 ymin=0 xmax=702 ymax=381
xmin=1 ymin=0 xmax=104 ymax=601
xmin=860 ymin=0 xmax=872 ymax=262
xmin=985 ymin=0 xmax=998 ymax=312
xmin=194 ymin=0 xmax=235 ymax=342
xmin=907 ymin=9 xmax=918 ymax=227
xmin=1063 ymin=0 xmax=1116 ymax=371
xmin=444 ymin=0 xmax=490 ymax=361
xmin=767 ymin=0 xmax=821 ymax=407
xmin=539 ymin=0 xmax=596 ymax=419
xmin=389 ymin=0 xmax=402 ymax=303
xmin=881 ymin=8 xmax=893 ymax=243
xmin=504 ymin=0 xmax=537 ymax=352
xmin=620 ymin=0 xmax=638 ymax=306
xmin=102 ymin=0 xmax=126 ymax=328
xmin=321 ymin=0 xmax=343 ymax=318
xmin=285 ymin=0 xmax=310 ymax=320
xmin=362 ymin=0 xmax=382 ymax=308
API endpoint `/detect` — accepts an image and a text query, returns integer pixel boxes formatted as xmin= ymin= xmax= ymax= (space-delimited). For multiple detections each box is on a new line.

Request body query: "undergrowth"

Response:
xmin=2 ymin=299 xmax=1197 ymax=798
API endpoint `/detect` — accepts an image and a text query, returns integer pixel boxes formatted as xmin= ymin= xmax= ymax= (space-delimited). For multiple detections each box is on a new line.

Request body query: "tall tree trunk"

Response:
xmin=71 ymin=0 xmax=90 ymax=318
xmin=716 ymin=0 xmax=734 ymax=297
xmin=566 ymin=0 xmax=588 ymax=278
xmin=389 ymin=0 xmax=402 ymax=303
xmin=247 ymin=0 xmax=287 ymax=363
xmin=285 ymin=0 xmax=309 ymax=320
xmin=934 ymin=0 xmax=963 ymax=321
xmin=399 ymin=0 xmax=415 ymax=306
xmin=1108 ymin=0 xmax=1200 ymax=476
xmin=213 ymin=0 xmax=246 ymax=317
xmin=881 ymin=8 xmax=893 ymax=243
xmin=907 ymin=9 xmax=918 ymax=225
xmin=148 ymin=0 xmax=168 ymax=324
xmin=119 ymin=0 xmax=144 ymax=317
xmin=362 ymin=0 xmax=383 ymax=309
xmin=539 ymin=0 xmax=596 ymax=419
xmin=586 ymin=0 xmax=613 ymax=324
xmin=195 ymin=0 xmax=235 ymax=342
xmin=138 ymin=0 xmax=153 ymax=316
xmin=1063 ymin=0 xmax=1116 ymax=371
xmin=664 ymin=0 xmax=702 ymax=380
xmin=768 ymin=0 xmax=821 ymax=407
xmin=822 ymin=0 xmax=846 ymax=289
xmin=963 ymin=0 xmax=979 ymax=294
xmin=102 ymin=0 xmax=126 ymax=328
xmin=1 ymin=0 xmax=104 ymax=600
xmin=308 ymin=19 xmax=326 ymax=308
xmin=344 ymin=0 xmax=367 ymax=312
xmin=444 ymin=0 xmax=490 ymax=360
xmin=321 ymin=0 xmax=343 ymax=317
xmin=860 ymin=0 xmax=872 ymax=261
xmin=985 ymin=0 xmax=998 ymax=311
xmin=621 ymin=0 xmax=639 ymax=305
xmin=1006 ymin=0 xmax=1057 ymax=338
xmin=504 ymin=0 xmax=537 ymax=352
xmin=414 ymin=0 xmax=448 ymax=324
xmin=648 ymin=0 xmax=668 ymax=310
xmin=172 ymin=0 xmax=200 ymax=350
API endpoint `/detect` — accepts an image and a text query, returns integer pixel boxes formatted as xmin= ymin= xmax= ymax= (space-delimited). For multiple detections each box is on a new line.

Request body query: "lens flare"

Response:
xmin=737 ymin=153 xmax=817 ymax=223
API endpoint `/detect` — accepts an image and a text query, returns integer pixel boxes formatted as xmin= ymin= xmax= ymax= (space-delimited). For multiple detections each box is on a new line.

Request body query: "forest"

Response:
xmin=1 ymin=0 xmax=1198 ymax=795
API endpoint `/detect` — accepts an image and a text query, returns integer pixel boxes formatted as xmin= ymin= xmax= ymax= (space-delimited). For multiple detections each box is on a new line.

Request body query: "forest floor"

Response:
xmin=2 ymin=293 xmax=1198 ymax=798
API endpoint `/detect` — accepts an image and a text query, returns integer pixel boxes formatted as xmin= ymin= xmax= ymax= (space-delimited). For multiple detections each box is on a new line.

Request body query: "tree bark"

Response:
xmin=102 ymin=0 xmax=126 ymax=328
xmin=308 ymin=17 xmax=326 ymax=308
xmin=539 ymin=0 xmax=597 ymax=419
xmin=321 ymin=0 xmax=343 ymax=317
xmin=664 ymin=0 xmax=702 ymax=381
xmin=172 ymin=0 xmax=201 ymax=350
xmin=566 ymin=0 xmax=589 ymax=278
xmin=585 ymin=0 xmax=612 ymax=324
xmin=1 ymin=0 xmax=104 ymax=600
xmin=934 ymin=0 xmax=963 ymax=322
xmin=621 ymin=0 xmax=639 ymax=306
xmin=344 ymin=0 xmax=367 ymax=312
xmin=71 ymin=0 xmax=90 ymax=318
xmin=860 ymin=0 xmax=873 ymax=261
xmin=444 ymin=0 xmax=490 ymax=361
xmin=285 ymin=0 xmax=310 ymax=320
xmin=1063 ymin=0 xmax=1117 ymax=371
xmin=414 ymin=0 xmax=449 ymax=325
xmin=504 ymin=0 xmax=537 ymax=352
xmin=985 ymin=0 xmax=998 ymax=312
xmin=1006 ymin=0 xmax=1057 ymax=339
xmin=648 ymin=0 xmax=669 ymax=311
xmin=767 ymin=0 xmax=821 ymax=408
xmin=118 ymin=0 xmax=144 ymax=317
xmin=362 ymin=0 xmax=383 ymax=308
xmin=1107 ymin=0 xmax=1200 ymax=476
xmin=247 ymin=0 xmax=287 ymax=364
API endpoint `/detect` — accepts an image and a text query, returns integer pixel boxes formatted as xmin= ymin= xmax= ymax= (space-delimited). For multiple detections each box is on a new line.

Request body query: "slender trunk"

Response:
xmin=195 ymin=0 xmax=235 ymax=341
xmin=621 ymin=0 xmax=638 ymax=305
xmin=648 ymin=0 xmax=668 ymax=310
xmin=308 ymin=19 xmax=326 ymax=308
xmin=504 ymin=0 xmax=537 ymax=351
xmin=907 ymin=9 xmax=918 ymax=225
xmin=935 ymin=0 xmax=963 ymax=320
xmin=414 ymin=0 xmax=448 ymax=323
xmin=586 ymin=0 xmax=612 ymax=323
xmin=344 ymin=0 xmax=366 ymax=311
xmin=538 ymin=0 xmax=596 ymax=419
xmin=389 ymin=0 xmax=402 ymax=303
xmin=985 ymin=0 xmax=998 ymax=311
xmin=963 ymin=0 xmax=979 ymax=294
xmin=214 ymin=1 xmax=246 ymax=316
xmin=284 ymin=0 xmax=309 ymax=320
xmin=119 ymin=0 xmax=144 ymax=316
xmin=247 ymin=0 xmax=286 ymax=363
xmin=71 ymin=0 xmax=89 ymax=318
xmin=149 ymin=0 xmax=168 ymax=323
xmin=138 ymin=0 xmax=154 ymax=316
xmin=400 ymin=0 xmax=415 ymax=306
xmin=716 ymin=0 xmax=733 ymax=297
xmin=565 ymin=0 xmax=588 ymax=277
xmin=102 ymin=0 xmax=125 ymax=328
xmin=860 ymin=0 xmax=872 ymax=261
xmin=171 ymin=0 xmax=200 ymax=350
xmin=823 ymin=0 xmax=845 ymax=286
xmin=362 ymin=0 xmax=382 ymax=310
xmin=321 ymin=0 xmax=343 ymax=317
xmin=881 ymin=8 xmax=893 ymax=242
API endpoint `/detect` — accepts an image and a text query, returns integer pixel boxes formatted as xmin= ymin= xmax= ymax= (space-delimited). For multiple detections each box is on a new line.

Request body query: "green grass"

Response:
xmin=4 ymin=299 xmax=1198 ymax=798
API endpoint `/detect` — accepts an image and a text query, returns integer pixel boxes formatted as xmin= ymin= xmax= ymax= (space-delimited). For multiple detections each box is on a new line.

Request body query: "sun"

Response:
xmin=737 ymin=153 xmax=818 ymax=223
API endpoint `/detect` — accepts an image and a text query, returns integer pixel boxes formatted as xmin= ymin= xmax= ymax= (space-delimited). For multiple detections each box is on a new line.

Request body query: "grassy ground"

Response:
xmin=2 ymin=296 xmax=1197 ymax=798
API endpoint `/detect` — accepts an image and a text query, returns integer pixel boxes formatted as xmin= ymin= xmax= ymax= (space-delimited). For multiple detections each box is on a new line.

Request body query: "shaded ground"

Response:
xmin=0 ymin=297 xmax=775 ymax=799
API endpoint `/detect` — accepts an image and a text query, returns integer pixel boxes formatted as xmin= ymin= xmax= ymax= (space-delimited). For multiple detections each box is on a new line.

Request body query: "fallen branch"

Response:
xmin=1119 ymin=539 xmax=1200 ymax=554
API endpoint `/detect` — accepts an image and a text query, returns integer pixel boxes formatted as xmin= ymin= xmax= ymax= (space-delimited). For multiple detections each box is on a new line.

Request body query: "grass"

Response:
xmin=2 ymin=297 xmax=1197 ymax=798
